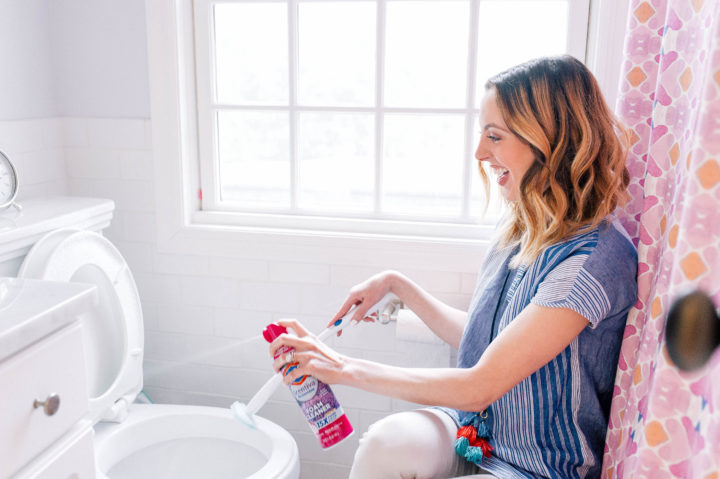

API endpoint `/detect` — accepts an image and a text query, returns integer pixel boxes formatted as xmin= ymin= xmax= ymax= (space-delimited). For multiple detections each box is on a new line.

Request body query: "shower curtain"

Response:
xmin=603 ymin=0 xmax=720 ymax=477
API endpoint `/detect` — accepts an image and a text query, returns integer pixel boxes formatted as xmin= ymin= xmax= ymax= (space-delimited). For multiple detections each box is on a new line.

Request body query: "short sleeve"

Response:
xmin=531 ymin=254 xmax=611 ymax=327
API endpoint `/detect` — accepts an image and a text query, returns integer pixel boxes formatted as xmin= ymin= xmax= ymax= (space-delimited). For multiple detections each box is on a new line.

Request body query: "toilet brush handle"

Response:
xmin=245 ymin=374 xmax=283 ymax=415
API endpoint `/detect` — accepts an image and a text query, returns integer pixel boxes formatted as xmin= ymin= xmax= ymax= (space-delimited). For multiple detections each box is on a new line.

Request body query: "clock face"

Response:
xmin=0 ymin=151 xmax=19 ymax=207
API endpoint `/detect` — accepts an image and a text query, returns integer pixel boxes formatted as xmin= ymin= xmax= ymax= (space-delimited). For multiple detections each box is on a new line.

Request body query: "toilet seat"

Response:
xmin=19 ymin=229 xmax=143 ymax=422
xmin=19 ymin=229 xmax=299 ymax=479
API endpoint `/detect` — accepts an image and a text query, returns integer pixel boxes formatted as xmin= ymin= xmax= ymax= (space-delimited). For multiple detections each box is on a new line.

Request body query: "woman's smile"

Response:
xmin=489 ymin=165 xmax=511 ymax=186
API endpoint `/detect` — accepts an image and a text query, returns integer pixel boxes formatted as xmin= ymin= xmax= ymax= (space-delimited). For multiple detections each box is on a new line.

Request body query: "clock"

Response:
xmin=0 ymin=150 xmax=21 ymax=212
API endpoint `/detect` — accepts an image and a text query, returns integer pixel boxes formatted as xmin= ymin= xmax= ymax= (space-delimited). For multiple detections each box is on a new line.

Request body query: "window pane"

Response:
xmin=476 ymin=0 xmax=568 ymax=103
xmin=298 ymin=112 xmax=375 ymax=212
xmin=383 ymin=114 xmax=465 ymax=216
xmin=385 ymin=1 xmax=469 ymax=108
xmin=214 ymin=3 xmax=288 ymax=105
xmin=298 ymin=2 xmax=376 ymax=107
xmin=217 ymin=110 xmax=290 ymax=208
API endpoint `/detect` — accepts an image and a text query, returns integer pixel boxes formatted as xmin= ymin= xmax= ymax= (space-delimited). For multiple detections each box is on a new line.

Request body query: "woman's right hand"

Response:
xmin=329 ymin=270 xmax=401 ymax=333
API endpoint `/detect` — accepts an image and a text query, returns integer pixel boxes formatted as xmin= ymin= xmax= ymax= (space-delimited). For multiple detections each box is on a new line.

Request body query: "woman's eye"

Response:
xmin=487 ymin=134 xmax=501 ymax=142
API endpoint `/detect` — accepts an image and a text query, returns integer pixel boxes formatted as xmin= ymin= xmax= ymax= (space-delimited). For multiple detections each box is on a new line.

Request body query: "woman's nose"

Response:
xmin=475 ymin=142 xmax=489 ymax=162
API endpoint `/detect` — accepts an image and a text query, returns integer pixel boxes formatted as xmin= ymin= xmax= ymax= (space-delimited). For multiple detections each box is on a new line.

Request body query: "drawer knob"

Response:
xmin=33 ymin=393 xmax=61 ymax=416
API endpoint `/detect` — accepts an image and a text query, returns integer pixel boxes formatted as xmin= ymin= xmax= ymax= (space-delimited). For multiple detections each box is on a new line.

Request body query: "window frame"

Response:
xmin=193 ymin=0 xmax=588 ymax=236
xmin=145 ymin=0 xmax=626 ymax=261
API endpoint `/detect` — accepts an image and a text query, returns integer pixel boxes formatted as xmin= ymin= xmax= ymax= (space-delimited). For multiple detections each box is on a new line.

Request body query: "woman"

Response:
xmin=269 ymin=56 xmax=638 ymax=479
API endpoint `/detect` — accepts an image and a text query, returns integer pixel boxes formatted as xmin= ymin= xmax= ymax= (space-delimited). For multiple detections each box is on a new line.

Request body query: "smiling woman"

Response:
xmin=482 ymin=56 xmax=631 ymax=268
xmin=268 ymin=56 xmax=638 ymax=479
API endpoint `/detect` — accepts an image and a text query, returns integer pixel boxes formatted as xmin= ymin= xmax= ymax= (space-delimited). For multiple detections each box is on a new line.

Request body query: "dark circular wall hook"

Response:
xmin=665 ymin=290 xmax=720 ymax=371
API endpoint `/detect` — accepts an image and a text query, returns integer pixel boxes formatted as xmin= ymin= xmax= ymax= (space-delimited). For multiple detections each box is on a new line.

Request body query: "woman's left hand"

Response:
xmin=269 ymin=319 xmax=349 ymax=386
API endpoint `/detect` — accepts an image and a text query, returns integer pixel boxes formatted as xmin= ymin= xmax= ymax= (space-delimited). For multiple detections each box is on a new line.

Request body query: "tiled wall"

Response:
xmin=63 ymin=117 xmax=477 ymax=478
xmin=0 ymin=119 xmax=67 ymax=201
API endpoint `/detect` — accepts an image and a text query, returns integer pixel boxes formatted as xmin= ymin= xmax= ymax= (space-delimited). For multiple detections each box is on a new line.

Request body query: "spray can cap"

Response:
xmin=262 ymin=323 xmax=288 ymax=343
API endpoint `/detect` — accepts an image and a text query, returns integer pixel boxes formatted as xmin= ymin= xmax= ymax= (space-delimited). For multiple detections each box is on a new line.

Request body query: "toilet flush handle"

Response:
xmin=33 ymin=393 xmax=60 ymax=416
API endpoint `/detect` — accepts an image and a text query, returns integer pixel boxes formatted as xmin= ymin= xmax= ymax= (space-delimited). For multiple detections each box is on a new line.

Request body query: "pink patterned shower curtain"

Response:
xmin=604 ymin=0 xmax=720 ymax=477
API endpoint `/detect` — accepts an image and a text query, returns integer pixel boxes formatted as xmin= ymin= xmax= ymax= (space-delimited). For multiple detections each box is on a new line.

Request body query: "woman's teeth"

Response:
xmin=490 ymin=166 xmax=509 ymax=185
xmin=492 ymin=167 xmax=509 ymax=177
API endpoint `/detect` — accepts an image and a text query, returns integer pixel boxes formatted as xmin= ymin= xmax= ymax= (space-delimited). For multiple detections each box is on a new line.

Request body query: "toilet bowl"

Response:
xmin=93 ymin=404 xmax=298 ymax=479
xmin=18 ymin=228 xmax=300 ymax=479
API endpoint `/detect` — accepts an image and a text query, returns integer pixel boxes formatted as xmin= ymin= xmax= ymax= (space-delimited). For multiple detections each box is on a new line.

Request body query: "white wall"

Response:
xmin=0 ymin=0 xmax=57 ymax=120
xmin=0 ymin=118 xmax=67 ymax=200
xmin=47 ymin=0 xmax=150 ymax=118
xmin=0 ymin=0 xmax=149 ymax=200
xmin=0 ymin=1 xmax=65 ymax=199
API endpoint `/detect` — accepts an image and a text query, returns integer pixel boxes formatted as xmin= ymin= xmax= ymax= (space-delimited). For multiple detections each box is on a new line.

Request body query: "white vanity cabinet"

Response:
xmin=0 ymin=278 xmax=97 ymax=479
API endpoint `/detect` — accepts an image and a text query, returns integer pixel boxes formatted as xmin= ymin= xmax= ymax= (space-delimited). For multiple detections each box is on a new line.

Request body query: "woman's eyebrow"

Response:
xmin=483 ymin=123 xmax=508 ymax=132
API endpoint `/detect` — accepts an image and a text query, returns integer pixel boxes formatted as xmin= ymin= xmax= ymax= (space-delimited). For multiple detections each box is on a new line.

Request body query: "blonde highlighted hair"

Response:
xmin=482 ymin=55 xmax=630 ymax=267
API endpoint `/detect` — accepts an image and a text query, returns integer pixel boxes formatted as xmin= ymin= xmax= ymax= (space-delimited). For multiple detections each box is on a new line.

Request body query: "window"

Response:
xmin=190 ymin=0 xmax=589 ymax=239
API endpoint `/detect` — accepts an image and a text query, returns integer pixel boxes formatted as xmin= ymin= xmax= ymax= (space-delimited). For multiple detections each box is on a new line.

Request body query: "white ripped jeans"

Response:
xmin=348 ymin=409 xmax=497 ymax=479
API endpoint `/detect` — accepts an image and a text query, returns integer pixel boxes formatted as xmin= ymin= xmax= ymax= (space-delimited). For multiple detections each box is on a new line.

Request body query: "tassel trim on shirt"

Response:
xmin=454 ymin=411 xmax=493 ymax=465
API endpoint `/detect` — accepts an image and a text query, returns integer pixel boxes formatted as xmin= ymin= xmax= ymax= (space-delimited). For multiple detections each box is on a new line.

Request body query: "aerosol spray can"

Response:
xmin=263 ymin=323 xmax=354 ymax=449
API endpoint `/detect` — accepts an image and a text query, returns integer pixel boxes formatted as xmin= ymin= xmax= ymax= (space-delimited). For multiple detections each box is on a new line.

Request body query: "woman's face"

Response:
xmin=475 ymin=89 xmax=536 ymax=202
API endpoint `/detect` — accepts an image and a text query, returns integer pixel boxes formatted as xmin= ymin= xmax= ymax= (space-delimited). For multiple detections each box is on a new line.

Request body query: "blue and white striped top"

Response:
xmin=448 ymin=219 xmax=637 ymax=478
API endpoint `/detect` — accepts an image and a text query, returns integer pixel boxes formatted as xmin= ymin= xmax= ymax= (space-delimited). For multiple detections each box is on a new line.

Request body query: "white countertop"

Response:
xmin=0 ymin=277 xmax=97 ymax=362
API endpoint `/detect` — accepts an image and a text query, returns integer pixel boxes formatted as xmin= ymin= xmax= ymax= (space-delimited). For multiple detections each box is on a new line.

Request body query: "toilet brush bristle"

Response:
xmin=231 ymin=401 xmax=258 ymax=429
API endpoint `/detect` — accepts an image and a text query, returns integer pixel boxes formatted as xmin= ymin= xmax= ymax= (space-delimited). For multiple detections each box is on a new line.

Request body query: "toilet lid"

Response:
xmin=18 ymin=229 xmax=143 ymax=424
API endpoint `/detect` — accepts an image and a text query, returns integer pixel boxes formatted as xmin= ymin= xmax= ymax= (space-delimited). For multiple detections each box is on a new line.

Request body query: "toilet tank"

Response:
xmin=0 ymin=196 xmax=114 ymax=276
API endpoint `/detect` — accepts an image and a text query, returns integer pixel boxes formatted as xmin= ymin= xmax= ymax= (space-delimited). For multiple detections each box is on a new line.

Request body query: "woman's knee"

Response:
xmin=356 ymin=412 xmax=414 ymax=457
xmin=350 ymin=410 xmax=458 ymax=479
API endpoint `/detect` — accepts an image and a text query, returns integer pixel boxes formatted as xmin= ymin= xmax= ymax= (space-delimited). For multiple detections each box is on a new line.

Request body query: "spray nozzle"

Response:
xmin=263 ymin=323 xmax=288 ymax=342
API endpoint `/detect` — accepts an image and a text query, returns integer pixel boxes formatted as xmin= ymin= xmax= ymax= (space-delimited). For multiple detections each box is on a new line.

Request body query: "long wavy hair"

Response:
xmin=482 ymin=55 xmax=630 ymax=267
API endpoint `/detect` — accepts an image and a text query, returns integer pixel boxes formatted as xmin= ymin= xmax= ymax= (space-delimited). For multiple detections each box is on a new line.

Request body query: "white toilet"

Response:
xmin=10 ymin=198 xmax=300 ymax=479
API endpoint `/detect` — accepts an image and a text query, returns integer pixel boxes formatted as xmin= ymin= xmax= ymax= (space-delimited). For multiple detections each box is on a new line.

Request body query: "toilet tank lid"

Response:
xmin=0 ymin=196 xmax=114 ymax=264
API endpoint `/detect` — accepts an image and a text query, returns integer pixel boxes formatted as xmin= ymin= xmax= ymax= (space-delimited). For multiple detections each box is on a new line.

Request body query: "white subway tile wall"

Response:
xmin=0 ymin=119 xmax=68 ymax=199
xmin=8 ymin=116 xmax=478 ymax=479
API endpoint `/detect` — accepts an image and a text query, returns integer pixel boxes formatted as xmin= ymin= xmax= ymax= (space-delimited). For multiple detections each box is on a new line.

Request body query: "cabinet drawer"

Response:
xmin=0 ymin=324 xmax=88 ymax=478
xmin=14 ymin=424 xmax=96 ymax=479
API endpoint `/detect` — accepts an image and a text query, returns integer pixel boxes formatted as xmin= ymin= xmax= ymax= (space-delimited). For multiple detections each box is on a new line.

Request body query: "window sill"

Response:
xmin=196 ymin=209 xmax=494 ymax=242
xmin=157 ymin=211 xmax=492 ymax=273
